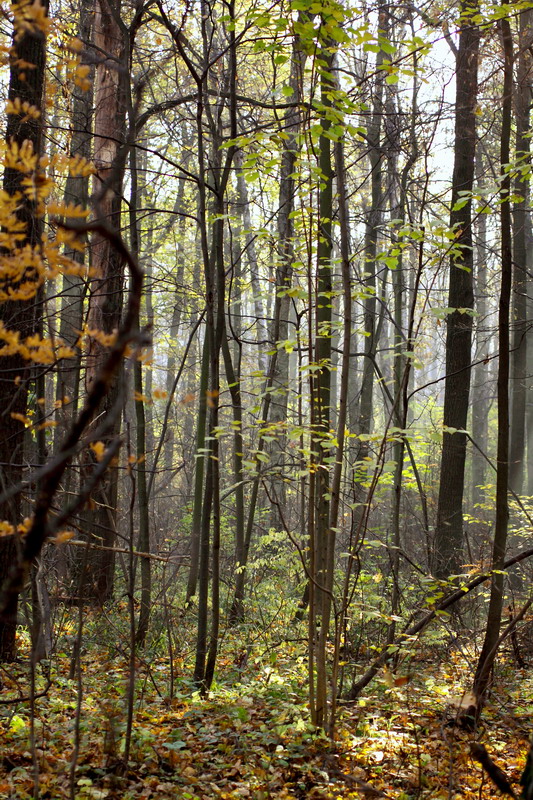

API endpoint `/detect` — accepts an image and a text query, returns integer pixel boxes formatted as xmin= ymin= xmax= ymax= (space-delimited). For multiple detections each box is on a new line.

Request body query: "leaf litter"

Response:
xmin=0 ymin=619 xmax=531 ymax=799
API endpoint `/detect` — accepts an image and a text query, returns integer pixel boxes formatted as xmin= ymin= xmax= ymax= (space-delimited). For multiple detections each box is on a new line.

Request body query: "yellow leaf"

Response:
xmin=37 ymin=420 xmax=57 ymax=430
xmin=0 ymin=520 xmax=15 ymax=537
xmin=90 ymin=441 xmax=106 ymax=461
xmin=11 ymin=412 xmax=31 ymax=427
xmin=55 ymin=530 xmax=75 ymax=544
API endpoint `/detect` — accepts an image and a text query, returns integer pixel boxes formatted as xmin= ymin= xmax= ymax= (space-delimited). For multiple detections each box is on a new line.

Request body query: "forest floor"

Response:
xmin=0 ymin=609 xmax=531 ymax=800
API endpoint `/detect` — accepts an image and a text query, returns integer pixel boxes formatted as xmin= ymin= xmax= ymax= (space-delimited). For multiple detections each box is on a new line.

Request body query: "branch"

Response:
xmin=60 ymin=539 xmax=189 ymax=565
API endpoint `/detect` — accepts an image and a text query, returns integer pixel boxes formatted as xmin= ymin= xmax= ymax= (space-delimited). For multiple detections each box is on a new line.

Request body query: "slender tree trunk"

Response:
xmin=433 ymin=0 xmax=479 ymax=578
xmin=267 ymin=20 xmax=307 ymax=531
xmin=311 ymin=41 xmax=334 ymax=732
xmin=185 ymin=331 xmax=209 ymax=601
xmin=354 ymin=5 xmax=388 ymax=496
xmin=191 ymin=0 xmax=237 ymax=691
xmin=509 ymin=9 xmax=532 ymax=495
xmin=386 ymin=47 xmax=418 ymax=641
xmin=471 ymin=151 xmax=490 ymax=510
xmin=327 ymin=124 xmax=353 ymax=733
xmin=234 ymin=149 xmax=268 ymax=373
xmin=129 ymin=123 xmax=151 ymax=648
xmin=473 ymin=14 xmax=513 ymax=707
xmin=229 ymin=23 xmax=308 ymax=617
xmin=54 ymin=0 xmax=93 ymax=448
xmin=164 ymin=165 xmax=189 ymax=480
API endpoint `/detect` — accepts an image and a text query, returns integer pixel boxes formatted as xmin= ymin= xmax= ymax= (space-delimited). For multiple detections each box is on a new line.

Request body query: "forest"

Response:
xmin=0 ymin=0 xmax=532 ymax=797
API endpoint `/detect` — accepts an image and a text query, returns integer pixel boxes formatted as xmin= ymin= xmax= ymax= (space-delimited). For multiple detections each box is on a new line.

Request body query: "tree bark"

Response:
xmin=0 ymin=0 xmax=48 ymax=661
xmin=473 ymin=12 xmax=513 ymax=708
xmin=471 ymin=150 xmax=490 ymax=510
xmin=81 ymin=0 xmax=128 ymax=602
xmin=433 ymin=0 xmax=479 ymax=578
xmin=54 ymin=0 xmax=93 ymax=449
xmin=509 ymin=9 xmax=532 ymax=495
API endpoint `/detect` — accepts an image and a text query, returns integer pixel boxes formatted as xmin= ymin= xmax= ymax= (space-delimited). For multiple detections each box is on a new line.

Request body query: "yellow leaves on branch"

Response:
xmin=64 ymin=154 xmax=95 ymax=178
xmin=2 ymin=139 xmax=39 ymax=173
xmin=78 ymin=326 xmax=118 ymax=350
xmin=90 ymin=441 xmax=106 ymax=461
xmin=0 ymin=520 xmax=75 ymax=542
xmin=0 ymin=322 xmax=76 ymax=364
xmin=0 ymin=99 xmax=97 ymax=371
xmin=0 ymin=516 xmax=32 ymax=537
xmin=5 ymin=97 xmax=41 ymax=121
xmin=0 ymin=142 xmax=92 ymax=304
xmin=12 ymin=0 xmax=52 ymax=38
xmin=54 ymin=530 xmax=75 ymax=544
xmin=47 ymin=202 xmax=88 ymax=219
xmin=0 ymin=521 xmax=15 ymax=537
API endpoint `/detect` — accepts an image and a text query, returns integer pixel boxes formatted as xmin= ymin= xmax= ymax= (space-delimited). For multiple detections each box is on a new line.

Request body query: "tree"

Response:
xmin=0 ymin=0 xmax=48 ymax=661
xmin=432 ymin=0 xmax=479 ymax=579
xmin=473 ymin=9 xmax=513 ymax=710
xmin=80 ymin=0 xmax=128 ymax=602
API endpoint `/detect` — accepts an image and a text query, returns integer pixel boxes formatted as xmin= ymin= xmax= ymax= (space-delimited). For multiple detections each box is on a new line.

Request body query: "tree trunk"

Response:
xmin=54 ymin=0 xmax=93 ymax=449
xmin=509 ymin=9 xmax=532 ymax=495
xmin=473 ymin=13 xmax=513 ymax=708
xmin=267 ymin=20 xmax=307 ymax=531
xmin=81 ymin=0 xmax=128 ymax=602
xmin=310 ymin=41 xmax=334 ymax=732
xmin=353 ymin=5 xmax=388 ymax=501
xmin=0 ymin=0 xmax=47 ymax=661
xmin=471 ymin=151 xmax=490 ymax=510
xmin=433 ymin=0 xmax=479 ymax=579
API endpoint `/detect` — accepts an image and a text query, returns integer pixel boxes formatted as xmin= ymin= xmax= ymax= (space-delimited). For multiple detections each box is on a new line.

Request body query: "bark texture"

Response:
xmin=0 ymin=0 xmax=47 ymax=660
xmin=433 ymin=1 xmax=479 ymax=578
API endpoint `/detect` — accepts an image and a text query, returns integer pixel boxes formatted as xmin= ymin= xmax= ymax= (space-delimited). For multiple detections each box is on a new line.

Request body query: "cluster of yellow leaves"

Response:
xmin=2 ymin=139 xmax=40 ymax=174
xmin=0 ymin=138 xmax=94 ymax=304
xmin=54 ymin=529 xmax=75 ymax=543
xmin=0 ymin=321 xmax=75 ymax=363
xmin=78 ymin=326 xmax=118 ymax=350
xmin=90 ymin=441 xmax=106 ymax=461
xmin=62 ymin=35 xmax=92 ymax=91
xmin=0 ymin=516 xmax=32 ymax=537
xmin=5 ymin=97 xmax=40 ymax=121
xmin=12 ymin=0 xmax=52 ymax=39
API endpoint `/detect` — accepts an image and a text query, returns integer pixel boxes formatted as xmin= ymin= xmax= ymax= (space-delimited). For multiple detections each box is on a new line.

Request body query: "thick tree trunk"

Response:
xmin=433 ymin=0 xmax=479 ymax=579
xmin=81 ymin=0 xmax=127 ymax=602
xmin=0 ymin=0 xmax=47 ymax=661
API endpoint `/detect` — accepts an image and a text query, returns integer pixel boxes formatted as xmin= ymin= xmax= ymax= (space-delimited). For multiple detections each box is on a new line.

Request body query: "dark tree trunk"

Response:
xmin=473 ymin=14 xmax=513 ymax=707
xmin=0 ymin=0 xmax=47 ymax=661
xmin=433 ymin=0 xmax=479 ymax=578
